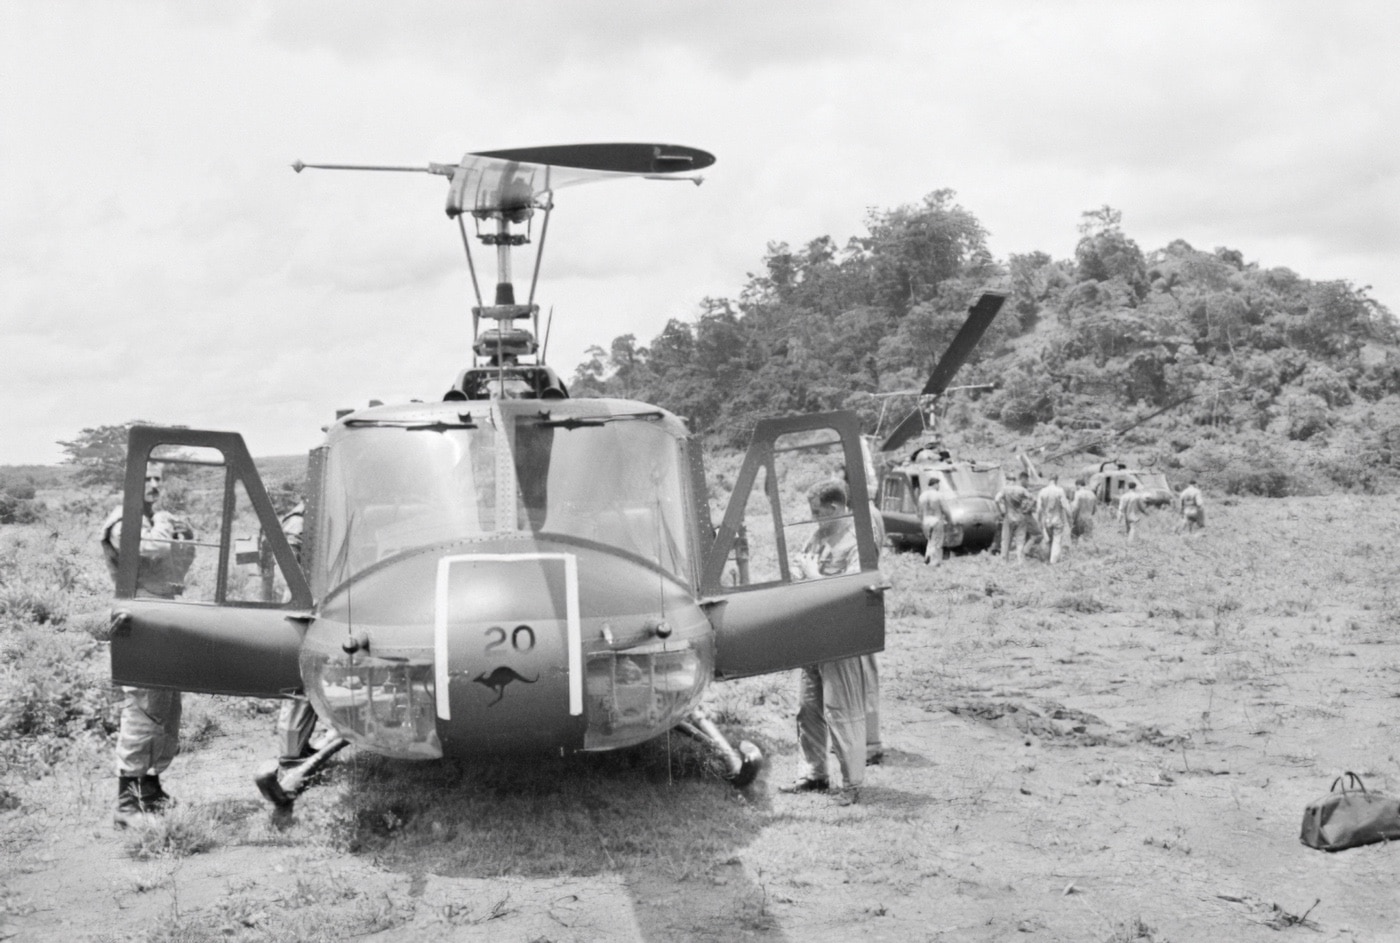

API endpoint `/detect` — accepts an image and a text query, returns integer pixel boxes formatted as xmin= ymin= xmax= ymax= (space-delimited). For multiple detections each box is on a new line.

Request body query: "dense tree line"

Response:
xmin=571 ymin=193 xmax=1399 ymax=494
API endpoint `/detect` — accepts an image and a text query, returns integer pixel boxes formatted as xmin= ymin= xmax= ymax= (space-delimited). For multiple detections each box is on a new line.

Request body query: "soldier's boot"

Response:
xmin=138 ymin=774 xmax=172 ymax=812
xmin=113 ymin=775 xmax=144 ymax=828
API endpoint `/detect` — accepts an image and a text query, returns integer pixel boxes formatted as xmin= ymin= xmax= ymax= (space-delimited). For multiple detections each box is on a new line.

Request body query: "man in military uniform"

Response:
xmin=1117 ymin=480 xmax=1149 ymax=541
xmin=100 ymin=463 xmax=196 ymax=827
xmin=918 ymin=478 xmax=952 ymax=566
xmin=994 ymin=471 xmax=1039 ymax=564
xmin=1034 ymin=475 xmax=1073 ymax=564
xmin=1177 ymin=480 xmax=1206 ymax=533
xmin=1069 ymin=477 xmax=1097 ymax=540
xmin=780 ymin=479 xmax=867 ymax=805
xmin=271 ymin=501 xmax=321 ymax=768
xmin=837 ymin=461 xmax=884 ymax=767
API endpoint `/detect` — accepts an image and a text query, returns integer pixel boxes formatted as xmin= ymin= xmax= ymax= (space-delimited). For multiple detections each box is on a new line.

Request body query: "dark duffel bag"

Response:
xmin=1300 ymin=772 xmax=1400 ymax=852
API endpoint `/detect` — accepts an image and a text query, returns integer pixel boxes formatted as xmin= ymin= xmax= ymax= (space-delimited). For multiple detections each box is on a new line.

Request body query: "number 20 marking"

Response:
xmin=484 ymin=624 xmax=536 ymax=653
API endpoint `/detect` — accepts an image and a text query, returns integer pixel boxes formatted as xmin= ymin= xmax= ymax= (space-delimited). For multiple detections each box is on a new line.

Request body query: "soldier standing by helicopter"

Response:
xmin=840 ymin=458 xmax=886 ymax=768
xmin=100 ymin=463 xmax=196 ymax=827
xmin=994 ymin=471 xmax=1039 ymax=564
xmin=781 ymin=479 xmax=868 ymax=805
xmin=1034 ymin=475 xmax=1073 ymax=564
xmin=268 ymin=501 xmax=323 ymax=769
xmin=918 ymin=478 xmax=951 ymax=566
xmin=1177 ymin=479 xmax=1206 ymax=533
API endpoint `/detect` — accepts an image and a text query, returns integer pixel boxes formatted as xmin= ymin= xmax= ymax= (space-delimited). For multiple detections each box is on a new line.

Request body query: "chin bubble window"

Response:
xmin=583 ymin=641 xmax=709 ymax=750
xmin=301 ymin=651 xmax=442 ymax=759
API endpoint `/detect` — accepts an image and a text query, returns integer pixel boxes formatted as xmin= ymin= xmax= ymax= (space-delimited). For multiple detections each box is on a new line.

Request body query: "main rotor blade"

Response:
xmin=879 ymin=291 xmax=1006 ymax=454
xmin=921 ymin=291 xmax=1006 ymax=398
xmin=293 ymin=144 xmax=715 ymax=217
xmin=471 ymin=143 xmax=715 ymax=176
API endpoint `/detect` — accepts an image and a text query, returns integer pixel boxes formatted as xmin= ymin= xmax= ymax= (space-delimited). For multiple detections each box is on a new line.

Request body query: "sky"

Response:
xmin=2 ymin=1 xmax=1397 ymax=465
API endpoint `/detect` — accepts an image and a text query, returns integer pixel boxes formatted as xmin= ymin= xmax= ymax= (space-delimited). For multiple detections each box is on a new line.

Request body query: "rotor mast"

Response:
xmin=292 ymin=142 xmax=714 ymax=398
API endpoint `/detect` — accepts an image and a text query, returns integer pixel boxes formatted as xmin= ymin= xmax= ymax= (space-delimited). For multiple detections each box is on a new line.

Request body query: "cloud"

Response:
xmin=2 ymin=0 xmax=1398 ymax=464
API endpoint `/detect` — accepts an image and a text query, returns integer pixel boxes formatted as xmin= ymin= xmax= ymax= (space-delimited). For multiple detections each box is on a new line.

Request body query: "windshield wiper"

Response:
xmin=344 ymin=414 xmax=478 ymax=432
xmin=533 ymin=410 xmax=664 ymax=430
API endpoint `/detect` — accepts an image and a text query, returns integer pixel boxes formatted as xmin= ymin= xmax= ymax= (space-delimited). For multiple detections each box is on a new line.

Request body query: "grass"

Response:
xmin=306 ymin=732 xmax=773 ymax=880
xmin=0 ymin=484 xmax=1394 ymax=940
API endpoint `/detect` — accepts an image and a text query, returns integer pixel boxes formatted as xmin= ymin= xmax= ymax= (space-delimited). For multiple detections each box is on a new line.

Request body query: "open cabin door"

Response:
xmin=109 ymin=426 xmax=312 ymax=697
xmin=701 ymin=412 xmax=886 ymax=680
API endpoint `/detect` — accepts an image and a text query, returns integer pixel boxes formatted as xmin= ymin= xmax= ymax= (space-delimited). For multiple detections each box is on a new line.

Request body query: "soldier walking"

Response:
xmin=1069 ymin=477 xmax=1097 ymax=540
xmin=1178 ymin=480 xmax=1206 ymax=533
xmin=994 ymin=471 xmax=1039 ymax=564
xmin=917 ymin=478 xmax=951 ymax=566
xmin=1116 ymin=480 xmax=1149 ymax=541
xmin=1035 ymin=476 xmax=1073 ymax=564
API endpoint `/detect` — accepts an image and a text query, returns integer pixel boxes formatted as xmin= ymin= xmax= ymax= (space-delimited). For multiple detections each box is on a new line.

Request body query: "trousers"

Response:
xmin=276 ymin=696 xmax=319 ymax=762
xmin=797 ymin=657 xmax=867 ymax=788
xmin=115 ymin=687 xmax=182 ymax=777
xmin=862 ymin=654 xmax=881 ymax=759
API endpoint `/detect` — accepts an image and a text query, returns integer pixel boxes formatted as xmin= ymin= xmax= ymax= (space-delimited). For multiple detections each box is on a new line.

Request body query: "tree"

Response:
xmin=859 ymin=190 xmax=990 ymax=312
xmin=608 ymin=334 xmax=646 ymax=399
xmin=1074 ymin=205 xmax=1147 ymax=294
xmin=569 ymin=347 xmax=608 ymax=397
xmin=57 ymin=422 xmax=152 ymax=488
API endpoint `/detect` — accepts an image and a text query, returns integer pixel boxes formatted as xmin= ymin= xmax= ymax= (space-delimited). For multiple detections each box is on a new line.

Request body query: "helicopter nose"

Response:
xmin=433 ymin=551 xmax=586 ymax=753
xmin=304 ymin=548 xmax=586 ymax=757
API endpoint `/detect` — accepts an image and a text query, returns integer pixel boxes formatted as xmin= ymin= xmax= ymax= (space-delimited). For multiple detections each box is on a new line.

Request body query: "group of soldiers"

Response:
xmin=917 ymin=470 xmax=1207 ymax=567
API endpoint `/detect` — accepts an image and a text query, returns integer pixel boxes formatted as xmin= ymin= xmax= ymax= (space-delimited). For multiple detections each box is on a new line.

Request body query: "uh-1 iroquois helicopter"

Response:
xmin=867 ymin=291 xmax=1009 ymax=556
xmin=107 ymin=143 xmax=887 ymax=808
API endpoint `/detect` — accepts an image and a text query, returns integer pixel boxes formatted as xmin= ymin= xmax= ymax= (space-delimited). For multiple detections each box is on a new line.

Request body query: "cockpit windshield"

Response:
xmin=1137 ymin=472 xmax=1171 ymax=493
xmin=317 ymin=408 xmax=692 ymax=589
xmin=938 ymin=465 xmax=1004 ymax=497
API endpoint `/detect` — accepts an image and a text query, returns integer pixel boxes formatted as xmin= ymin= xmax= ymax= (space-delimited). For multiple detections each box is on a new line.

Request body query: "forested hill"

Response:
xmin=570 ymin=192 xmax=1400 ymax=495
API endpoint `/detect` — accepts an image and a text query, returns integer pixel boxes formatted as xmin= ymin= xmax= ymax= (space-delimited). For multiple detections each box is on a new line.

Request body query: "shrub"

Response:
xmin=0 ymin=628 xmax=111 ymax=744
xmin=1 ymin=481 xmax=36 ymax=501
xmin=0 ymin=494 xmax=44 ymax=525
xmin=0 ymin=586 xmax=67 ymax=625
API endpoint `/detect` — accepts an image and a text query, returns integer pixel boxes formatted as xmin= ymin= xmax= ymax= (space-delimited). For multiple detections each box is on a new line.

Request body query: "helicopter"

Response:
xmin=1015 ymin=386 xmax=1217 ymax=509
xmin=867 ymin=291 xmax=1008 ymax=555
xmin=106 ymin=143 xmax=887 ymax=807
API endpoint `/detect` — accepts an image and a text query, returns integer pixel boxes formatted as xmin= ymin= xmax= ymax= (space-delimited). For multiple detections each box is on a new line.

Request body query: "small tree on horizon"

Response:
xmin=57 ymin=422 xmax=151 ymax=489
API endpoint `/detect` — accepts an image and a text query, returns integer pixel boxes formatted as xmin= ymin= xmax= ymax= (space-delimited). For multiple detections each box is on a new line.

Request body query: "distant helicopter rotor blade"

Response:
xmin=879 ymin=291 xmax=1006 ymax=454
xmin=1040 ymin=385 xmax=1236 ymax=466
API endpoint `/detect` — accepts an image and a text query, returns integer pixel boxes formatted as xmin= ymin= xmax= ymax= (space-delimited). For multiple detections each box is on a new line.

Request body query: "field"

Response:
xmin=1 ymin=486 xmax=1398 ymax=942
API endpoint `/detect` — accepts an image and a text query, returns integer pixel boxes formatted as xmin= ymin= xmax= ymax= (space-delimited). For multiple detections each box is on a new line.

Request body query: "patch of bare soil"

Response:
xmin=3 ymin=496 xmax=1399 ymax=941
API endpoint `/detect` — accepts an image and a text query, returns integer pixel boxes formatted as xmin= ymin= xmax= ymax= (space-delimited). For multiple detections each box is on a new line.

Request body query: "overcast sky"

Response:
xmin=2 ymin=1 xmax=1396 ymax=465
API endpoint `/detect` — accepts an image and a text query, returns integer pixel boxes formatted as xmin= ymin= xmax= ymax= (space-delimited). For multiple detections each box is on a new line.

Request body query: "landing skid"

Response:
xmin=676 ymin=707 xmax=763 ymax=788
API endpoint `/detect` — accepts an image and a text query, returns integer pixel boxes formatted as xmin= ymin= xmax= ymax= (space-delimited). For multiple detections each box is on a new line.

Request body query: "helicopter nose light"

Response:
xmin=342 ymin=630 xmax=370 ymax=655
xmin=649 ymin=619 xmax=673 ymax=639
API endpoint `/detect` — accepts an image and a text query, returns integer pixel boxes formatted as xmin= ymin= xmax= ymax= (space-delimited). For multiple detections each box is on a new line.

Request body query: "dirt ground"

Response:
xmin=3 ymin=495 xmax=1399 ymax=942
